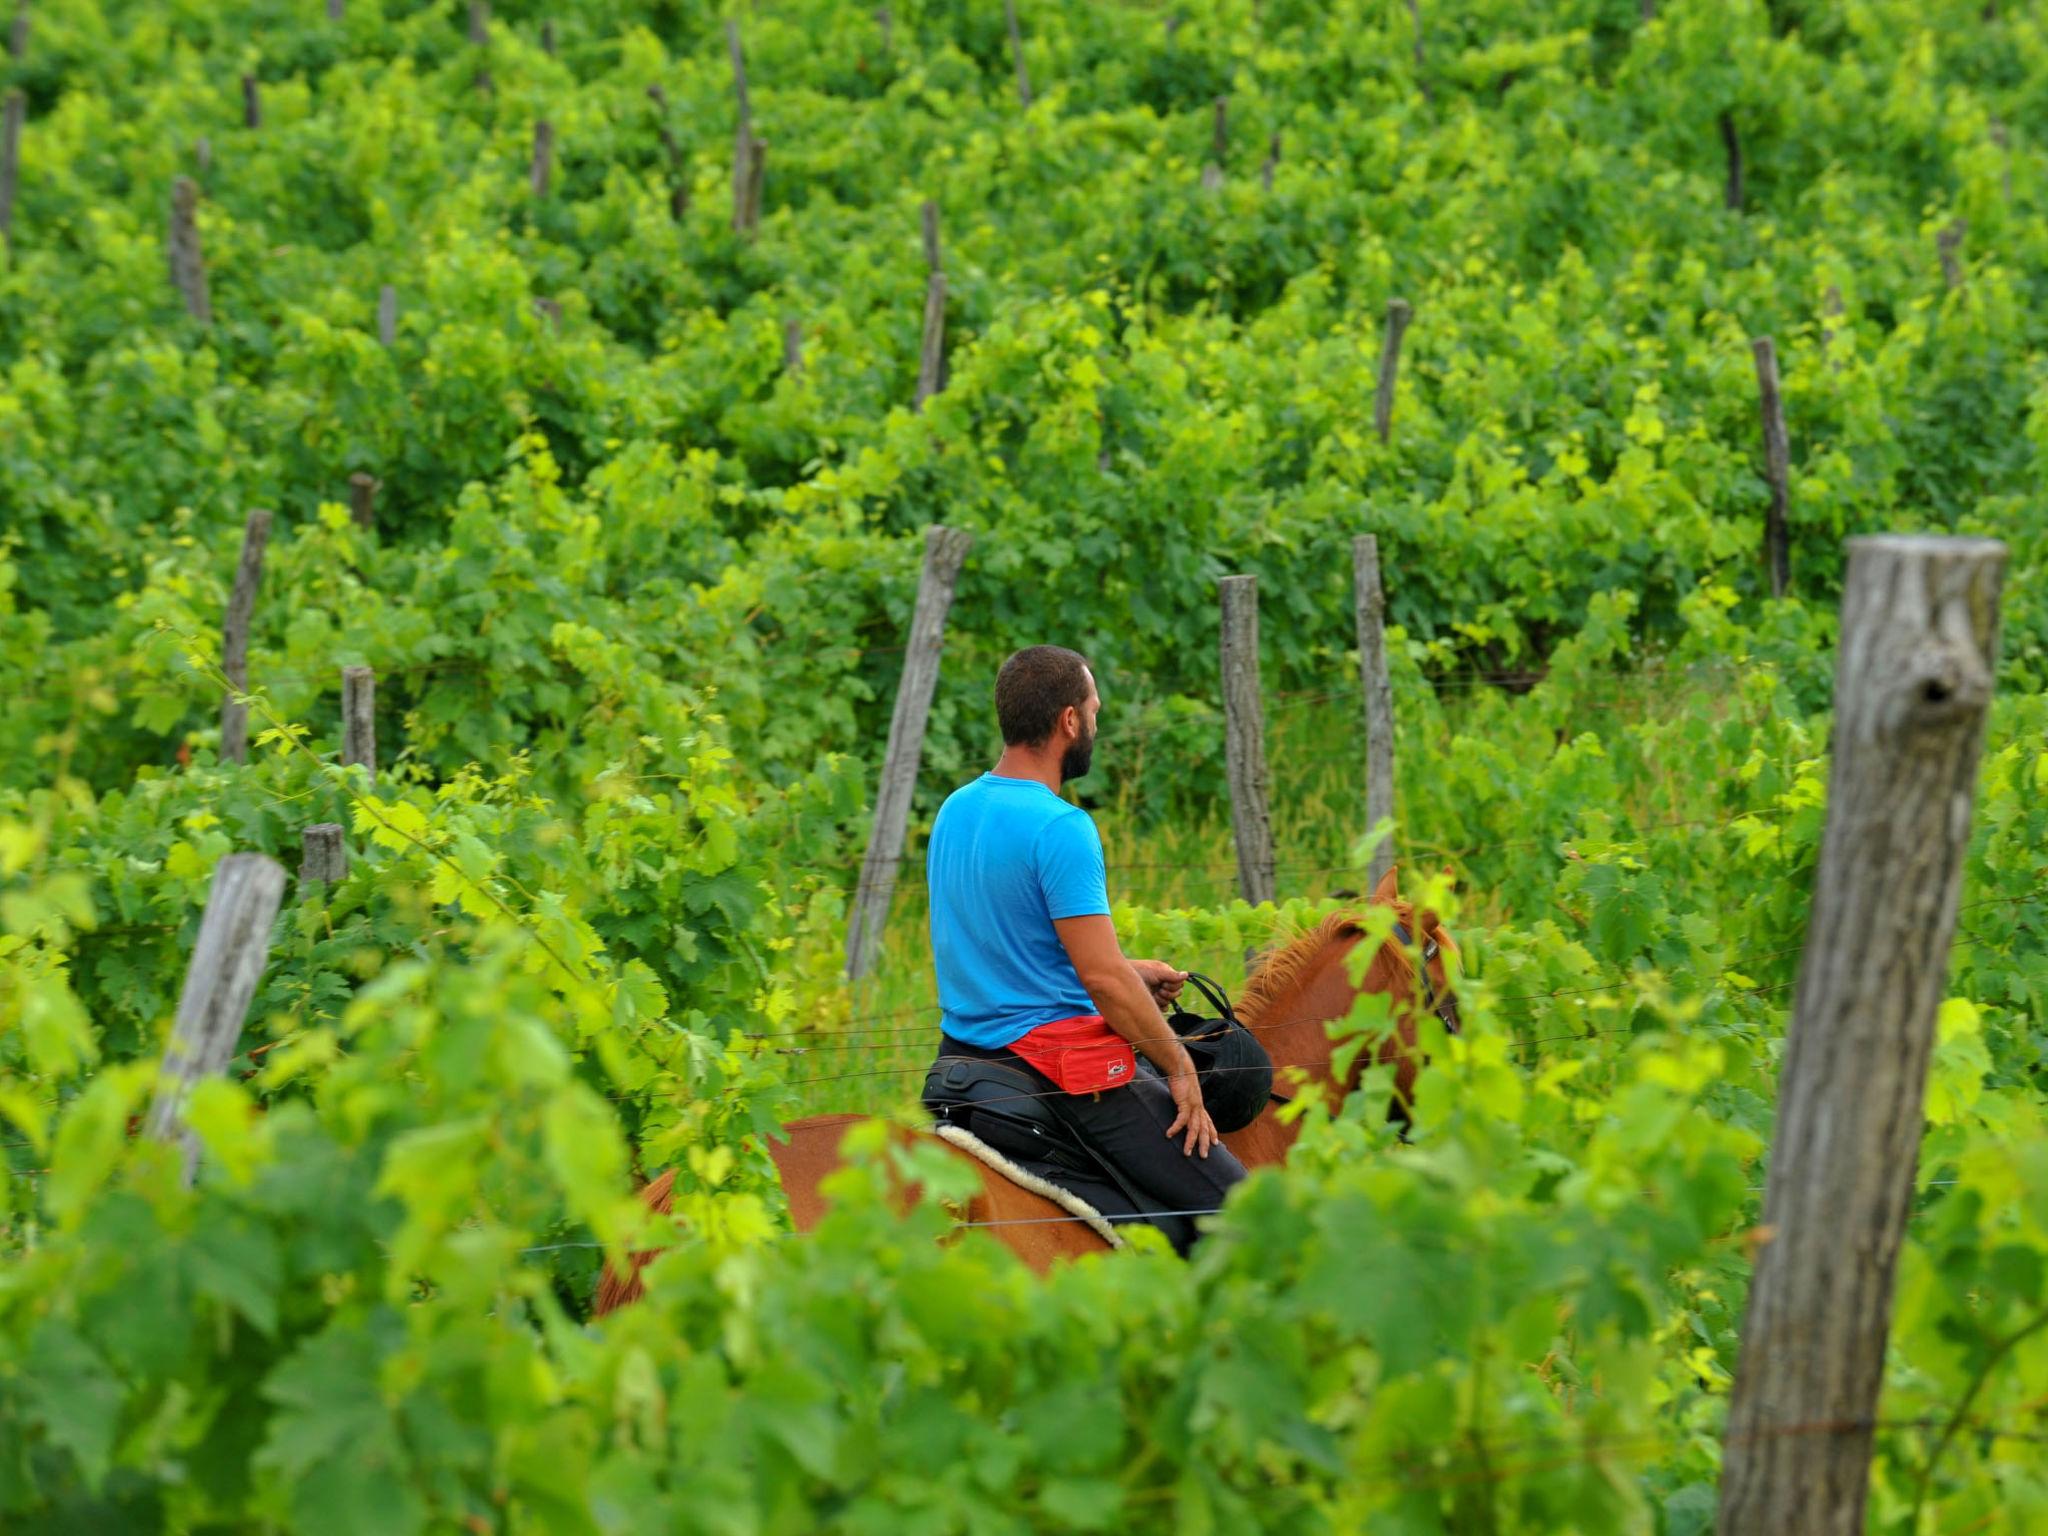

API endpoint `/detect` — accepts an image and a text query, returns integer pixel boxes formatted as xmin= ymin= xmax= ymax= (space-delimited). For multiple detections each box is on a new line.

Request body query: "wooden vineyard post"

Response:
xmin=1716 ymin=535 xmax=2006 ymax=1536
xmin=875 ymin=6 xmax=892 ymax=54
xmin=647 ymin=85 xmax=688 ymax=222
xmin=143 ymin=852 xmax=287 ymax=1184
xmin=1353 ymin=535 xmax=1396 ymax=890
xmin=1260 ymin=133 xmax=1280 ymax=191
xmin=915 ymin=271 xmax=946 ymax=410
xmin=377 ymin=283 xmax=397 ymax=346
xmin=1937 ymin=218 xmax=1966 ymax=289
xmin=727 ymin=21 xmax=766 ymax=235
xmin=1753 ymin=337 xmax=1792 ymax=599
xmin=1201 ymin=97 xmax=1226 ymax=190
xmin=1004 ymin=0 xmax=1032 ymax=107
xmin=341 ymin=665 xmax=375 ymax=776
xmin=844 ymin=526 xmax=973 ymax=981
xmin=348 ymin=471 xmax=377 ymax=532
xmin=0 ymin=90 xmax=22 ymax=248
xmin=1406 ymin=0 xmax=1430 ymax=101
xmin=1720 ymin=109 xmax=1743 ymax=211
xmin=1219 ymin=575 xmax=1276 ymax=907
xmin=921 ymin=198 xmax=941 ymax=276
xmin=219 ymin=510 xmax=272 ymax=764
xmin=540 ymin=19 xmax=555 ymax=55
xmin=531 ymin=119 xmax=553 ymax=199
xmin=301 ymin=823 xmax=346 ymax=888
xmin=327 ymin=0 xmax=344 ymax=19
xmin=9 ymin=2 xmax=27 ymax=59
xmin=241 ymin=74 xmax=261 ymax=130
xmin=782 ymin=316 xmax=803 ymax=375
xmin=1374 ymin=297 xmax=1414 ymax=444
xmin=168 ymin=176 xmax=211 ymax=324
xmin=467 ymin=0 xmax=488 ymax=46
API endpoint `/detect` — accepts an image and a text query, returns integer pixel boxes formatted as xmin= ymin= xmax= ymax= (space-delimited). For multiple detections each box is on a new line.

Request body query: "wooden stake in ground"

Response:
xmin=530 ymin=118 xmax=553 ymax=199
xmin=168 ymin=176 xmax=211 ymax=323
xmin=1937 ymin=218 xmax=1966 ymax=289
xmin=327 ymin=0 xmax=344 ymax=18
xmin=915 ymin=271 xmax=947 ymax=410
xmin=541 ymin=19 xmax=555 ymax=54
xmin=1374 ymin=297 xmax=1414 ymax=444
xmin=1201 ymin=97 xmax=1227 ymax=190
xmin=1716 ymin=534 xmax=2006 ymax=1536
xmin=0 ymin=91 xmax=22 ymax=248
xmin=467 ymin=0 xmax=489 ymax=45
xmin=377 ymin=283 xmax=397 ymax=346
xmin=9 ymin=2 xmax=28 ymax=59
xmin=301 ymin=824 xmax=346 ymax=888
xmin=1820 ymin=285 xmax=1844 ymax=373
xmin=143 ymin=852 xmax=287 ymax=1184
xmin=727 ymin=20 xmax=765 ymax=233
xmin=194 ymin=136 xmax=211 ymax=175
xmin=1004 ymin=0 xmax=1032 ymax=107
xmin=1407 ymin=0 xmax=1430 ymax=101
xmin=1720 ymin=109 xmax=1743 ymax=211
xmin=1260 ymin=133 xmax=1280 ymax=191
xmin=921 ymin=198 xmax=942 ymax=274
xmin=782 ymin=316 xmax=803 ymax=375
xmin=1753 ymin=336 xmax=1791 ymax=599
xmin=1219 ymin=575 xmax=1276 ymax=907
xmin=845 ymin=526 xmax=974 ymax=980
xmin=348 ymin=472 xmax=378 ymax=532
xmin=341 ymin=665 xmax=375 ymax=775
xmin=241 ymin=74 xmax=261 ymax=129
xmin=1353 ymin=535 xmax=1396 ymax=891
xmin=219 ymin=510 xmax=272 ymax=764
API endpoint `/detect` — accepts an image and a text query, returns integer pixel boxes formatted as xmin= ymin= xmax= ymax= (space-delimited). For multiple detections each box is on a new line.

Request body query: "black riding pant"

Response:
xmin=925 ymin=1038 xmax=1248 ymax=1257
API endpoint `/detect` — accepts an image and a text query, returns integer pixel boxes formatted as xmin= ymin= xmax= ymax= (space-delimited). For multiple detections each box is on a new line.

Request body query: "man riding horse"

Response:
xmin=921 ymin=645 xmax=1247 ymax=1255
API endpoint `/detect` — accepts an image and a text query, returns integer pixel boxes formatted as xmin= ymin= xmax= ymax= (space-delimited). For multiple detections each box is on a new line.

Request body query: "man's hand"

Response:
xmin=1131 ymin=958 xmax=1187 ymax=1009
xmin=1162 ymin=1067 xmax=1219 ymax=1158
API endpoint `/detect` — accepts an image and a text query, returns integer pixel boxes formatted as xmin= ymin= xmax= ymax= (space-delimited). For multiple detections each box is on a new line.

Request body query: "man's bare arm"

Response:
xmin=1053 ymin=914 xmax=1217 ymax=1157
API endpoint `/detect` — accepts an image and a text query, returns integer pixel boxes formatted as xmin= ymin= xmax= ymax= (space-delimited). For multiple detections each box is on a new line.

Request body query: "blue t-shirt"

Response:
xmin=927 ymin=773 xmax=1110 ymax=1049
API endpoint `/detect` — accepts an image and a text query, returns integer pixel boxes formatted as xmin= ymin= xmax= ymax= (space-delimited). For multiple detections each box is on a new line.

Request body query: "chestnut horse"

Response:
xmin=593 ymin=868 xmax=1458 ymax=1312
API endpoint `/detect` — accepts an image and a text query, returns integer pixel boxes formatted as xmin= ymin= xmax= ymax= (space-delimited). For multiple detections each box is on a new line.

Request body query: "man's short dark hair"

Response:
xmin=996 ymin=646 xmax=1092 ymax=746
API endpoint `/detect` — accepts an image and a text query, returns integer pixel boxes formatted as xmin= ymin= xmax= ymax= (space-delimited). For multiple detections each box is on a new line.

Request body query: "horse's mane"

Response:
xmin=1236 ymin=904 xmax=1417 ymax=1028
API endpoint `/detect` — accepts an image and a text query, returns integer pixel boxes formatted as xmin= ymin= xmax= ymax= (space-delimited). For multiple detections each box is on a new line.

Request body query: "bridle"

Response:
xmin=1393 ymin=921 xmax=1462 ymax=1036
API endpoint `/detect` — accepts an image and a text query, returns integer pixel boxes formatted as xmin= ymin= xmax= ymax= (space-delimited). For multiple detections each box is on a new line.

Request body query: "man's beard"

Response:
xmin=1060 ymin=724 xmax=1095 ymax=783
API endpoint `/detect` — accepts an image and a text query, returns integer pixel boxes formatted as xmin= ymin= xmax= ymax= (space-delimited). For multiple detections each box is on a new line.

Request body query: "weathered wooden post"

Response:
xmin=727 ymin=21 xmax=766 ymax=234
xmin=647 ymin=84 xmax=689 ymax=221
xmin=348 ymin=471 xmax=378 ymax=532
xmin=341 ymin=665 xmax=375 ymax=775
xmin=1004 ymin=0 xmax=1032 ymax=107
xmin=9 ymin=2 xmax=27 ymax=58
xmin=301 ymin=824 xmax=346 ymax=888
xmin=1753 ymin=336 xmax=1792 ymax=599
xmin=327 ymin=0 xmax=344 ymax=20
xmin=1259 ymin=133 xmax=1280 ymax=191
xmin=193 ymin=136 xmax=211 ymax=176
xmin=921 ymin=198 xmax=942 ymax=275
xmin=467 ymin=0 xmax=489 ymax=45
xmin=1201 ymin=97 xmax=1227 ymax=190
xmin=1720 ymin=109 xmax=1743 ymax=211
xmin=143 ymin=853 xmax=287 ymax=1184
xmin=875 ymin=6 xmax=892 ymax=53
xmin=540 ymin=19 xmax=555 ymax=54
xmin=0 ymin=90 xmax=22 ymax=247
xmin=1407 ymin=0 xmax=1430 ymax=101
xmin=376 ymin=283 xmax=397 ymax=346
xmin=1353 ymin=535 xmax=1396 ymax=890
xmin=241 ymin=74 xmax=261 ymax=129
xmin=1937 ymin=218 xmax=1966 ymax=289
xmin=531 ymin=118 xmax=553 ymax=199
xmin=168 ymin=176 xmax=211 ymax=323
xmin=219 ymin=510 xmax=271 ymax=764
xmin=782 ymin=316 xmax=803 ymax=375
xmin=1716 ymin=534 xmax=2006 ymax=1536
xmin=845 ymin=526 xmax=973 ymax=981
xmin=1374 ymin=298 xmax=1414 ymax=444
xmin=915 ymin=271 xmax=947 ymax=410
xmin=1219 ymin=575 xmax=1276 ymax=906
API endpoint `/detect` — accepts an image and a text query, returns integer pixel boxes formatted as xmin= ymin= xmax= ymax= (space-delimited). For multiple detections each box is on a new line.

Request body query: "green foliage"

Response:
xmin=1 ymin=0 xmax=2046 ymax=1530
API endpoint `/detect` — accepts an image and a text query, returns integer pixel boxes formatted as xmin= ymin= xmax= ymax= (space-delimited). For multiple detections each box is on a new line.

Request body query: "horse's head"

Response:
xmin=1362 ymin=865 xmax=1461 ymax=1037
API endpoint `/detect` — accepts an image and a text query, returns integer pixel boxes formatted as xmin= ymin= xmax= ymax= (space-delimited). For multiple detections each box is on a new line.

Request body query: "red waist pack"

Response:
xmin=1009 ymin=1013 xmax=1137 ymax=1095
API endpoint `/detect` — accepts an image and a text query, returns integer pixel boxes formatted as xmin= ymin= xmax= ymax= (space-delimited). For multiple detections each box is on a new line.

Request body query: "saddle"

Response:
xmin=922 ymin=1039 xmax=1155 ymax=1217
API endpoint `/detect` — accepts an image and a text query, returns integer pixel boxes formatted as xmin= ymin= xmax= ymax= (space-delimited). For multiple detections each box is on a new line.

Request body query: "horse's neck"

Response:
xmin=1219 ymin=937 xmax=1371 ymax=1169
xmin=1250 ymin=934 xmax=1371 ymax=1091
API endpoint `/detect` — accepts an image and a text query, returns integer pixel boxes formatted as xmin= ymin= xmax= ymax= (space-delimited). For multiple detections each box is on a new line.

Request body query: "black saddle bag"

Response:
xmin=1164 ymin=972 xmax=1274 ymax=1133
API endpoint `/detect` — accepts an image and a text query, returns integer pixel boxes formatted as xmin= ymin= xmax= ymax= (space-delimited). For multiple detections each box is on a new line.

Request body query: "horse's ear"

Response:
xmin=1370 ymin=865 xmax=1399 ymax=905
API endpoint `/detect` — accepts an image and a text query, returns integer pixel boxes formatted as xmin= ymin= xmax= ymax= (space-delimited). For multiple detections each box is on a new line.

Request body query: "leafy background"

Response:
xmin=1 ymin=0 xmax=2045 ymax=1531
